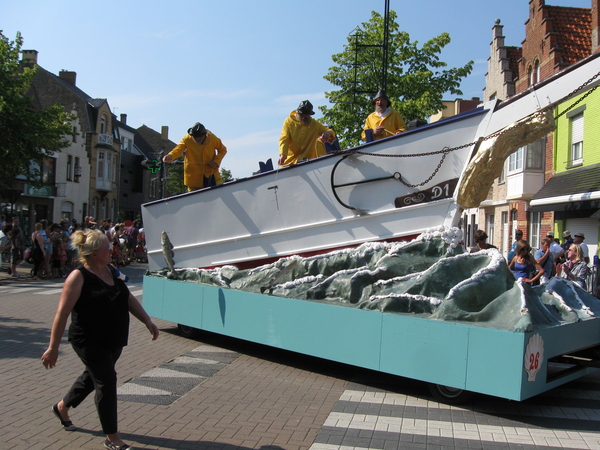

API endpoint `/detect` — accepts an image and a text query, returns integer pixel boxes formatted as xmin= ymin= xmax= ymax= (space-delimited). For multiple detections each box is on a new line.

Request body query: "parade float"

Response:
xmin=141 ymin=52 xmax=600 ymax=403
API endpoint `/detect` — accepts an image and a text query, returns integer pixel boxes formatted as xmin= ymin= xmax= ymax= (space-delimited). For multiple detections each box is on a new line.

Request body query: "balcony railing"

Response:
xmin=98 ymin=133 xmax=113 ymax=146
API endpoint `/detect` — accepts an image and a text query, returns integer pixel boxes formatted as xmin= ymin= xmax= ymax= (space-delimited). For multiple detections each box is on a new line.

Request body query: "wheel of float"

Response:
xmin=178 ymin=324 xmax=200 ymax=338
xmin=428 ymin=383 xmax=474 ymax=404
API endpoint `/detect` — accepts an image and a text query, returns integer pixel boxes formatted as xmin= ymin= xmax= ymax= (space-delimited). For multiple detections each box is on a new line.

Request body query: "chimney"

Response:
xmin=59 ymin=70 xmax=77 ymax=86
xmin=593 ymin=0 xmax=600 ymax=53
xmin=22 ymin=49 xmax=38 ymax=65
xmin=120 ymin=113 xmax=127 ymax=124
xmin=161 ymin=126 xmax=169 ymax=140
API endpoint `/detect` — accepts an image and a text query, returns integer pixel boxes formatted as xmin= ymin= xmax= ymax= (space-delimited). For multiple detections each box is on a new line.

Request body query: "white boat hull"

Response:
xmin=143 ymin=109 xmax=484 ymax=270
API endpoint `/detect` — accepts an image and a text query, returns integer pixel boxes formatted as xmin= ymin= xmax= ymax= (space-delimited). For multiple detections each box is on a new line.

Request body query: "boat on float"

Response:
xmin=142 ymin=52 xmax=600 ymax=272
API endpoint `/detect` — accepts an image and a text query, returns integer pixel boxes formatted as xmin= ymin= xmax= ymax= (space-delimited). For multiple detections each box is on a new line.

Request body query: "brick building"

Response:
xmin=476 ymin=0 xmax=598 ymax=257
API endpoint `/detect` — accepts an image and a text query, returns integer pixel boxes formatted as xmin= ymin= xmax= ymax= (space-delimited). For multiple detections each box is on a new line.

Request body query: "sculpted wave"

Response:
xmin=146 ymin=227 xmax=600 ymax=333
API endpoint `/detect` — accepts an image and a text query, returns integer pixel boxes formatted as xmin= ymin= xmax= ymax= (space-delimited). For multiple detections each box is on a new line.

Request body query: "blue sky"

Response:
xmin=2 ymin=0 xmax=591 ymax=178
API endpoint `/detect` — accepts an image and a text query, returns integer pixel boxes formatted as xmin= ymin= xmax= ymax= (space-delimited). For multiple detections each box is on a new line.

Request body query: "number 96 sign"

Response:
xmin=524 ymin=333 xmax=544 ymax=382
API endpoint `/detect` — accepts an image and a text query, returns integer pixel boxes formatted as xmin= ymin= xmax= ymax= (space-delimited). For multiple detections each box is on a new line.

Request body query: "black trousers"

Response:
xmin=32 ymin=247 xmax=44 ymax=276
xmin=63 ymin=343 xmax=123 ymax=434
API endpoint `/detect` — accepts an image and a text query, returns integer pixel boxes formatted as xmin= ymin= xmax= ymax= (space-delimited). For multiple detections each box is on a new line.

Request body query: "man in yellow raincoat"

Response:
xmin=361 ymin=90 xmax=406 ymax=142
xmin=278 ymin=100 xmax=335 ymax=167
xmin=163 ymin=123 xmax=227 ymax=191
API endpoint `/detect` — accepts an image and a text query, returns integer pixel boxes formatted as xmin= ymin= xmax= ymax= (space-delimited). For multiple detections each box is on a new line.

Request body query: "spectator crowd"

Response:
xmin=0 ymin=215 xmax=144 ymax=282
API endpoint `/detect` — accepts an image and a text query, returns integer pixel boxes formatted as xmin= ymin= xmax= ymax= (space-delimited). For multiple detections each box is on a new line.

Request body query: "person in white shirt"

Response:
xmin=546 ymin=231 xmax=565 ymax=262
xmin=573 ymin=232 xmax=590 ymax=264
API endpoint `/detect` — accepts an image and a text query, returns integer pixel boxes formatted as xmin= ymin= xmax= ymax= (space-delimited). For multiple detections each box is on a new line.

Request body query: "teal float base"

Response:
xmin=143 ymin=276 xmax=600 ymax=401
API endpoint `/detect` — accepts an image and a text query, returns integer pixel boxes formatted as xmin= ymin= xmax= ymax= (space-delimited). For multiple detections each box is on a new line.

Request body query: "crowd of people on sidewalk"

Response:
xmin=504 ymin=229 xmax=593 ymax=290
xmin=0 ymin=215 xmax=145 ymax=283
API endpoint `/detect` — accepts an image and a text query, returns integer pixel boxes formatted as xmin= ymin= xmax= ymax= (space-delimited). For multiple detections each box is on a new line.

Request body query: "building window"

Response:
xmin=100 ymin=115 xmax=107 ymax=134
xmin=41 ymin=158 xmax=56 ymax=185
xmin=470 ymin=213 xmax=477 ymax=247
xmin=112 ymin=155 xmax=118 ymax=182
xmin=529 ymin=211 xmax=541 ymax=250
xmin=92 ymin=197 xmax=98 ymax=220
xmin=66 ymin=155 xmax=73 ymax=181
xmin=508 ymin=148 xmax=523 ymax=172
xmin=106 ymin=153 xmax=112 ymax=181
xmin=570 ymin=113 xmax=584 ymax=166
xmin=97 ymin=151 xmax=105 ymax=179
xmin=501 ymin=211 xmax=508 ymax=253
xmin=61 ymin=201 xmax=73 ymax=221
xmin=74 ymin=157 xmax=81 ymax=182
xmin=508 ymin=138 xmax=544 ymax=173
xmin=525 ymin=139 xmax=544 ymax=170
xmin=72 ymin=126 xmax=77 ymax=143
xmin=486 ymin=214 xmax=495 ymax=243
xmin=121 ymin=137 xmax=131 ymax=153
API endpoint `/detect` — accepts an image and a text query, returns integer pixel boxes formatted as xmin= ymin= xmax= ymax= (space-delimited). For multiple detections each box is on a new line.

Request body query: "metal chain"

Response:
xmin=400 ymin=149 xmax=450 ymax=188
xmin=336 ymin=68 xmax=600 ymax=186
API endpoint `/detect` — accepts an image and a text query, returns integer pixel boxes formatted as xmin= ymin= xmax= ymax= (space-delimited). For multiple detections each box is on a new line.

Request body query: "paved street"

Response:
xmin=2 ymin=262 xmax=600 ymax=450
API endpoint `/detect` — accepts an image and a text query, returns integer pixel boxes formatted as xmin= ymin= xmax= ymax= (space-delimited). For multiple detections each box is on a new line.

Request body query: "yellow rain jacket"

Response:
xmin=167 ymin=132 xmax=227 ymax=188
xmin=279 ymin=112 xmax=334 ymax=166
xmin=361 ymin=108 xmax=407 ymax=141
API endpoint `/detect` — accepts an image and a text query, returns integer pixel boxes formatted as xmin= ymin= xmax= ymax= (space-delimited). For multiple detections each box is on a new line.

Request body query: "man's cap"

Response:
xmin=563 ymin=230 xmax=571 ymax=238
xmin=373 ymin=90 xmax=391 ymax=107
xmin=188 ymin=122 xmax=207 ymax=137
xmin=71 ymin=218 xmax=77 ymax=223
xmin=546 ymin=231 xmax=554 ymax=237
xmin=296 ymin=100 xmax=315 ymax=115
xmin=574 ymin=232 xmax=585 ymax=238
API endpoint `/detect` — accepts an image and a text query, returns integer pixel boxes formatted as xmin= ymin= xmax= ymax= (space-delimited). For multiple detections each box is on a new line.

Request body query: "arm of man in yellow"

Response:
xmin=278 ymin=119 xmax=292 ymax=165
xmin=163 ymin=137 xmax=187 ymax=163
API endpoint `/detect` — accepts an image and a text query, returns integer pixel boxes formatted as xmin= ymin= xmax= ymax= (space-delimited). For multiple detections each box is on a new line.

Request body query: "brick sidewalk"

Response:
xmin=0 ymin=280 xmax=348 ymax=450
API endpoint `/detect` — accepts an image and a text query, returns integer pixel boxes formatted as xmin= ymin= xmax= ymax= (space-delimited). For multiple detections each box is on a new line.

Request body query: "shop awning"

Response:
xmin=530 ymin=163 xmax=600 ymax=212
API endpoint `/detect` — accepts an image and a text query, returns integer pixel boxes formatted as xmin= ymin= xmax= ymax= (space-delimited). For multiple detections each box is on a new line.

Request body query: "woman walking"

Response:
xmin=31 ymin=222 xmax=46 ymax=280
xmin=42 ymin=229 xmax=159 ymax=450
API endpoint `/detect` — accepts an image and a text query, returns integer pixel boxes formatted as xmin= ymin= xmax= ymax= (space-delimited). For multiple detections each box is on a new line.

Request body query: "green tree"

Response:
xmin=164 ymin=164 xmax=234 ymax=196
xmin=220 ymin=167 xmax=233 ymax=183
xmin=319 ymin=11 xmax=473 ymax=148
xmin=0 ymin=31 xmax=74 ymax=191
xmin=164 ymin=163 xmax=185 ymax=196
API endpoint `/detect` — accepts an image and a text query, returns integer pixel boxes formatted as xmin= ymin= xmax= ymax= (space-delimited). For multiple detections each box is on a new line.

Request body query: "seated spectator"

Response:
xmin=557 ymin=244 xmax=589 ymax=290
xmin=469 ymin=230 xmax=497 ymax=253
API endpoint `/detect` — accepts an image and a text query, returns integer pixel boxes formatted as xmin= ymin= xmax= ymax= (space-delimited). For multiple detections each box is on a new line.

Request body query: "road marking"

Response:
xmin=117 ymin=344 xmax=239 ymax=405
xmin=310 ymin=385 xmax=600 ymax=450
xmin=117 ymin=383 xmax=173 ymax=396
xmin=38 ymin=288 xmax=64 ymax=295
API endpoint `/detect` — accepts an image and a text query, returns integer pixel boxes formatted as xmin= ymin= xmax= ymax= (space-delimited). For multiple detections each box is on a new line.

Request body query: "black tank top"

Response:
xmin=68 ymin=265 xmax=130 ymax=348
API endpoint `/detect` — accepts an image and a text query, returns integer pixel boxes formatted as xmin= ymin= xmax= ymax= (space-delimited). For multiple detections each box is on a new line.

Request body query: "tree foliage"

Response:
xmin=164 ymin=164 xmax=234 ymax=196
xmin=0 ymin=31 xmax=74 ymax=191
xmin=319 ymin=11 xmax=473 ymax=148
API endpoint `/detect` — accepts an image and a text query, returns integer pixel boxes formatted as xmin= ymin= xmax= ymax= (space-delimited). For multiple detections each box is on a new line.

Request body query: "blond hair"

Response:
xmin=569 ymin=244 xmax=584 ymax=261
xmin=70 ymin=229 xmax=109 ymax=265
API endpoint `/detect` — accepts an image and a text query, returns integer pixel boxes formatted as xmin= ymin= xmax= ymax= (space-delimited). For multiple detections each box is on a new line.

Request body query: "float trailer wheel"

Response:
xmin=177 ymin=324 xmax=200 ymax=339
xmin=428 ymin=383 xmax=474 ymax=404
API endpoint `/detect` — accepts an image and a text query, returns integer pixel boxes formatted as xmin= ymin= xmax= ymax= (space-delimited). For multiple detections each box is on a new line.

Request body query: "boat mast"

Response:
xmin=381 ymin=0 xmax=390 ymax=93
xmin=349 ymin=0 xmax=391 ymax=103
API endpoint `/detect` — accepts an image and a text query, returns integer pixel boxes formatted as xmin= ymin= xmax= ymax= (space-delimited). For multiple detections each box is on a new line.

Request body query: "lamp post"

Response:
xmin=141 ymin=152 xmax=165 ymax=198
